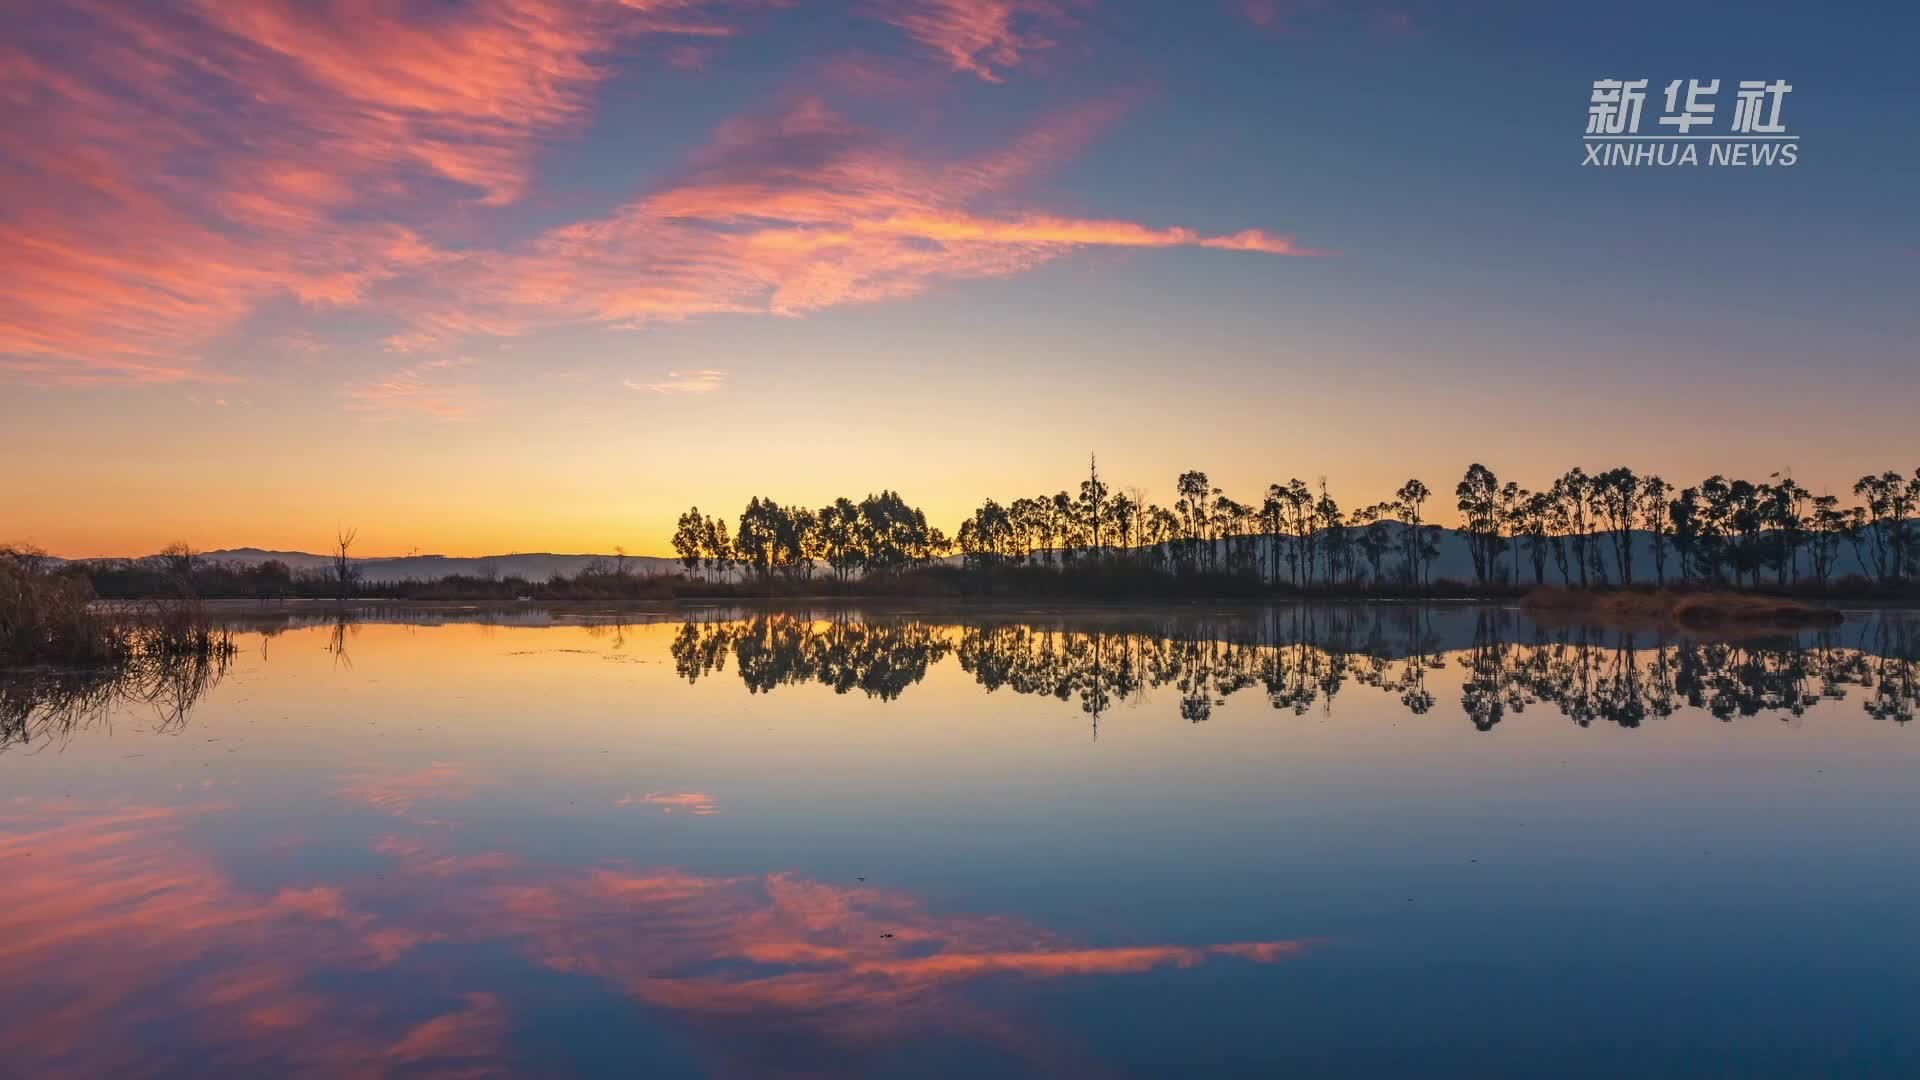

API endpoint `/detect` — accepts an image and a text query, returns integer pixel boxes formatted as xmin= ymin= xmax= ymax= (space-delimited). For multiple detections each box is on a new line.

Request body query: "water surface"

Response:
xmin=4 ymin=604 xmax=1918 ymax=1077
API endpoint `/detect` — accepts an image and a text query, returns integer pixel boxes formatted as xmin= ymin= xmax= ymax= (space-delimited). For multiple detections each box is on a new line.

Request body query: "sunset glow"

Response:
xmin=2 ymin=2 xmax=1912 ymax=559
xmin=6 ymin=11 xmax=1918 ymax=1070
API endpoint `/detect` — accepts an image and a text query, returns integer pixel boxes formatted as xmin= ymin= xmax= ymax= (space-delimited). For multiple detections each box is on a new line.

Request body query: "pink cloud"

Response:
xmin=384 ymin=993 xmax=510 ymax=1065
xmin=407 ymin=97 xmax=1319 ymax=336
xmin=868 ymin=0 xmax=1073 ymax=82
xmin=820 ymin=53 xmax=954 ymax=100
xmin=1 ymin=3 xmax=1322 ymax=385
xmin=0 ymin=0 xmax=738 ymax=383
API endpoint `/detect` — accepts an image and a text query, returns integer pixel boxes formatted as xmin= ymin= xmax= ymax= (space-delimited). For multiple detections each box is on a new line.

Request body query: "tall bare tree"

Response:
xmin=332 ymin=528 xmax=359 ymax=601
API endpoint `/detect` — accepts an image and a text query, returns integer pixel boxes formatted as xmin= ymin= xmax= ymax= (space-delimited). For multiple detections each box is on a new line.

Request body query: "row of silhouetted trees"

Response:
xmin=673 ymin=458 xmax=1920 ymax=590
xmin=672 ymin=491 xmax=946 ymax=582
xmin=1458 ymin=464 xmax=1916 ymax=589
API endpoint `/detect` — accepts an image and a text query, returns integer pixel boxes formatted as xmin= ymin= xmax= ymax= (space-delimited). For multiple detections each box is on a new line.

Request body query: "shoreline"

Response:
xmin=85 ymin=591 xmax=1893 ymax=623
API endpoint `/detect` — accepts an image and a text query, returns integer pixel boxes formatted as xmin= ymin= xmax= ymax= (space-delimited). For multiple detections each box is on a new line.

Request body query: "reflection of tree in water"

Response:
xmin=326 ymin=614 xmax=354 ymax=670
xmin=667 ymin=608 xmax=1920 ymax=731
xmin=1 ymin=651 xmax=232 ymax=751
xmin=1845 ymin=618 xmax=1917 ymax=726
xmin=671 ymin=614 xmax=952 ymax=701
xmin=1501 ymin=620 xmax=1915 ymax=729
xmin=959 ymin=607 xmax=1454 ymax=730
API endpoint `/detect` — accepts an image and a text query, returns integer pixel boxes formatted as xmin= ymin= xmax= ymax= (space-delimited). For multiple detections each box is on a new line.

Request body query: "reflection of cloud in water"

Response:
xmin=394 ymin=842 xmax=1314 ymax=1076
xmin=338 ymin=760 xmax=475 ymax=823
xmin=0 ymin=801 xmax=464 ymax=1075
xmin=0 ymin=801 xmax=1311 ymax=1076
xmin=617 ymin=791 xmax=718 ymax=815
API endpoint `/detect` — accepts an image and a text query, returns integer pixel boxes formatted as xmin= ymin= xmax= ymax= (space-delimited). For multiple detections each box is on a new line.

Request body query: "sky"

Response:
xmin=2 ymin=0 xmax=1915 ymax=558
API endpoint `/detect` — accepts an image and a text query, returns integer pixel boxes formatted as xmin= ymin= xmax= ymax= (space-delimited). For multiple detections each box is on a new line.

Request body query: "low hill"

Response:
xmin=189 ymin=549 xmax=686 ymax=584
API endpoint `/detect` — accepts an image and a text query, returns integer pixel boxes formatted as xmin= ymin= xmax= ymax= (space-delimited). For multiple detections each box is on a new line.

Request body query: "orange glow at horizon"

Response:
xmin=10 ymin=390 xmax=1910 ymax=561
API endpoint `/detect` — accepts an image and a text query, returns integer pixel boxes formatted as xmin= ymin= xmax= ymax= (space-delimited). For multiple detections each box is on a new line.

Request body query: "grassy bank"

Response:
xmin=244 ymin=568 xmax=1912 ymax=607
xmin=1522 ymin=586 xmax=1845 ymax=628
xmin=2 ymin=547 xmax=234 ymax=667
xmin=90 ymin=562 xmax=1529 ymax=605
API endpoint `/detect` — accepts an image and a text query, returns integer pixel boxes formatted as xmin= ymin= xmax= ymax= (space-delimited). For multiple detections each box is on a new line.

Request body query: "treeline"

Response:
xmin=16 ymin=460 xmax=1919 ymax=610
xmin=671 ymin=491 xmax=945 ymax=582
xmin=1453 ymin=465 xmax=1916 ymax=590
xmin=673 ymin=459 xmax=1920 ymax=593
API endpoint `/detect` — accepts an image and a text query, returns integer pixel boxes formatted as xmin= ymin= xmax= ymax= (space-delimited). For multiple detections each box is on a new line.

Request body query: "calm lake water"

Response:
xmin=4 ymin=604 xmax=1919 ymax=1078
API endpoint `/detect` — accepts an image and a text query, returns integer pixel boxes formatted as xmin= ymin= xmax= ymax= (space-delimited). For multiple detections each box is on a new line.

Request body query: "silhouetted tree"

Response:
xmin=1854 ymin=470 xmax=1914 ymax=585
xmin=1456 ymin=464 xmax=1501 ymax=585
xmin=158 ymin=541 xmax=197 ymax=598
xmin=1078 ymin=453 xmax=1108 ymax=558
xmin=1766 ymin=477 xmax=1809 ymax=584
xmin=703 ymin=515 xmax=733 ymax=580
xmin=672 ymin=508 xmax=705 ymax=576
xmin=1175 ymin=471 xmax=1212 ymax=571
xmin=1640 ymin=475 xmax=1673 ymax=585
xmin=1513 ymin=490 xmax=1551 ymax=585
xmin=1593 ymin=467 xmax=1638 ymax=585
xmin=331 ymin=529 xmax=359 ymax=601
xmin=1809 ymin=493 xmax=1847 ymax=586
xmin=1393 ymin=479 xmax=1430 ymax=585
xmin=1555 ymin=468 xmax=1593 ymax=588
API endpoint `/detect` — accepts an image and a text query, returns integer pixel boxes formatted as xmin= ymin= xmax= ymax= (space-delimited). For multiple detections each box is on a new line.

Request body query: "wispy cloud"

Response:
xmin=2 ymin=3 xmax=1322 ymax=384
xmin=868 ymin=0 xmax=1072 ymax=82
xmin=0 ymin=0 xmax=742 ymax=382
xmin=416 ymin=97 xmax=1321 ymax=333
xmin=344 ymin=360 xmax=479 ymax=420
xmin=382 ymin=331 xmax=443 ymax=354
xmin=622 ymin=370 xmax=729 ymax=395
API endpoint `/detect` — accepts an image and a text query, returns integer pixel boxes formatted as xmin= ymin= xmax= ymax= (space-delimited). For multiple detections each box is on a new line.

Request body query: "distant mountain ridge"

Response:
xmin=118 ymin=548 xmax=687 ymax=584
